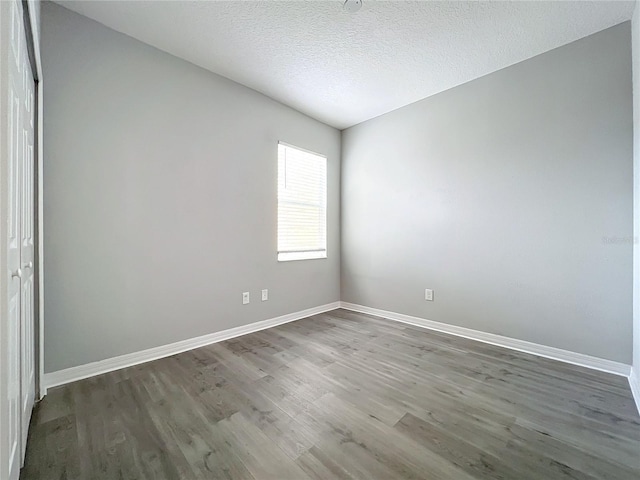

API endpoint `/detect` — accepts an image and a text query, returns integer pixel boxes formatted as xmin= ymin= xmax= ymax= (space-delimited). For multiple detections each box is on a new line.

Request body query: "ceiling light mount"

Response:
xmin=343 ymin=0 xmax=362 ymax=14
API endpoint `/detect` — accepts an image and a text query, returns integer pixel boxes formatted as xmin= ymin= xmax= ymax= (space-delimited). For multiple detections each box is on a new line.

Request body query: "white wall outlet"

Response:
xmin=425 ymin=289 xmax=434 ymax=301
xmin=242 ymin=292 xmax=250 ymax=305
xmin=261 ymin=289 xmax=268 ymax=301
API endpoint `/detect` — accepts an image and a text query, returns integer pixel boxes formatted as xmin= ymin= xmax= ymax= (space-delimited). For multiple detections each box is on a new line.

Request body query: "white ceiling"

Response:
xmin=55 ymin=1 xmax=635 ymax=129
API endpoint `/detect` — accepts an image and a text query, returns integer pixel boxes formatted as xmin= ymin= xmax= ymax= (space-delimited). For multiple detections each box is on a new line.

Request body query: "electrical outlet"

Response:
xmin=242 ymin=292 xmax=250 ymax=305
xmin=425 ymin=289 xmax=434 ymax=301
xmin=262 ymin=289 xmax=268 ymax=301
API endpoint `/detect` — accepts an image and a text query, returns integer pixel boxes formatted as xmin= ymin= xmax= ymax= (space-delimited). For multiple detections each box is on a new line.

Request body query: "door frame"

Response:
xmin=22 ymin=0 xmax=44 ymax=400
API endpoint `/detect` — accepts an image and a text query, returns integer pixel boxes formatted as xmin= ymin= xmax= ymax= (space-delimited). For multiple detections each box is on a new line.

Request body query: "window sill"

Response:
xmin=278 ymin=251 xmax=327 ymax=262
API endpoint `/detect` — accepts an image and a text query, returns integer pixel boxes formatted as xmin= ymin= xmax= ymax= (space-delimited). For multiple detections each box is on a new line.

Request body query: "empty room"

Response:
xmin=1 ymin=0 xmax=640 ymax=478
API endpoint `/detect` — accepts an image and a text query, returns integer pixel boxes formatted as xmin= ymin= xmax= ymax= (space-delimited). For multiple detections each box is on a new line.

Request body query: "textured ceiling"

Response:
xmin=55 ymin=1 xmax=635 ymax=129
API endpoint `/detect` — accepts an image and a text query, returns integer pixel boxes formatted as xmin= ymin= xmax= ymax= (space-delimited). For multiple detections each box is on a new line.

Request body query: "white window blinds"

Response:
xmin=277 ymin=142 xmax=327 ymax=261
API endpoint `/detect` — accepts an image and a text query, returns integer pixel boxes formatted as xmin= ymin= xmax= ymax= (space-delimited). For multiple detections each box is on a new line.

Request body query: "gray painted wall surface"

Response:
xmin=42 ymin=3 xmax=341 ymax=372
xmin=341 ymin=24 xmax=633 ymax=363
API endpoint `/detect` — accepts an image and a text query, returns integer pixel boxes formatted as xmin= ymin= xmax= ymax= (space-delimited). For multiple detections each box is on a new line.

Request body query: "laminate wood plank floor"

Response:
xmin=21 ymin=309 xmax=640 ymax=479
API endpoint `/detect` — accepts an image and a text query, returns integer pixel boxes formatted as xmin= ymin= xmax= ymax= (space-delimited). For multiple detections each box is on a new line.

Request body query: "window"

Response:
xmin=278 ymin=142 xmax=327 ymax=261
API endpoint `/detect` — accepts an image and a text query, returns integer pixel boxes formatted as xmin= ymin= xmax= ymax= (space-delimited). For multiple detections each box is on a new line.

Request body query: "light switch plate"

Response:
xmin=425 ymin=289 xmax=434 ymax=301
xmin=242 ymin=292 xmax=250 ymax=305
xmin=262 ymin=289 xmax=268 ymax=301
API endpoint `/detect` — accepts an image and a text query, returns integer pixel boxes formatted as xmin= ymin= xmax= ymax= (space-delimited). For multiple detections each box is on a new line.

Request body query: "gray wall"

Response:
xmin=341 ymin=23 xmax=633 ymax=363
xmin=42 ymin=2 xmax=341 ymax=373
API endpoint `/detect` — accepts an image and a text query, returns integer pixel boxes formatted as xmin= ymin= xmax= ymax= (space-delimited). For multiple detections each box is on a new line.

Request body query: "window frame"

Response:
xmin=277 ymin=141 xmax=328 ymax=262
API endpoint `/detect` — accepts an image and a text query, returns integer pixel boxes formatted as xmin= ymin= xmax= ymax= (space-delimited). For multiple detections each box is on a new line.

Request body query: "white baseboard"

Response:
xmin=630 ymin=368 xmax=640 ymax=414
xmin=340 ymin=302 xmax=632 ymax=377
xmin=43 ymin=301 xmax=341 ymax=391
xmin=43 ymin=299 xmax=636 ymax=409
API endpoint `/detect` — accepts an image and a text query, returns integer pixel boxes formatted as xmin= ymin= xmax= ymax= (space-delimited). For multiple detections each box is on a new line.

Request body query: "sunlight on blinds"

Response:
xmin=278 ymin=143 xmax=327 ymax=261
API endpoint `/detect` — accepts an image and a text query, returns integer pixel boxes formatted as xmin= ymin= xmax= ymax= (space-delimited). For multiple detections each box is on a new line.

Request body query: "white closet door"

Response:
xmin=6 ymin=0 xmax=25 ymax=477
xmin=4 ymin=0 xmax=36 ymax=476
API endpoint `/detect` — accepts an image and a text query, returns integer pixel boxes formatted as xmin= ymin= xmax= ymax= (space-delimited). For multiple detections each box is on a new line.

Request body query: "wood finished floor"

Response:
xmin=21 ymin=309 xmax=640 ymax=480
